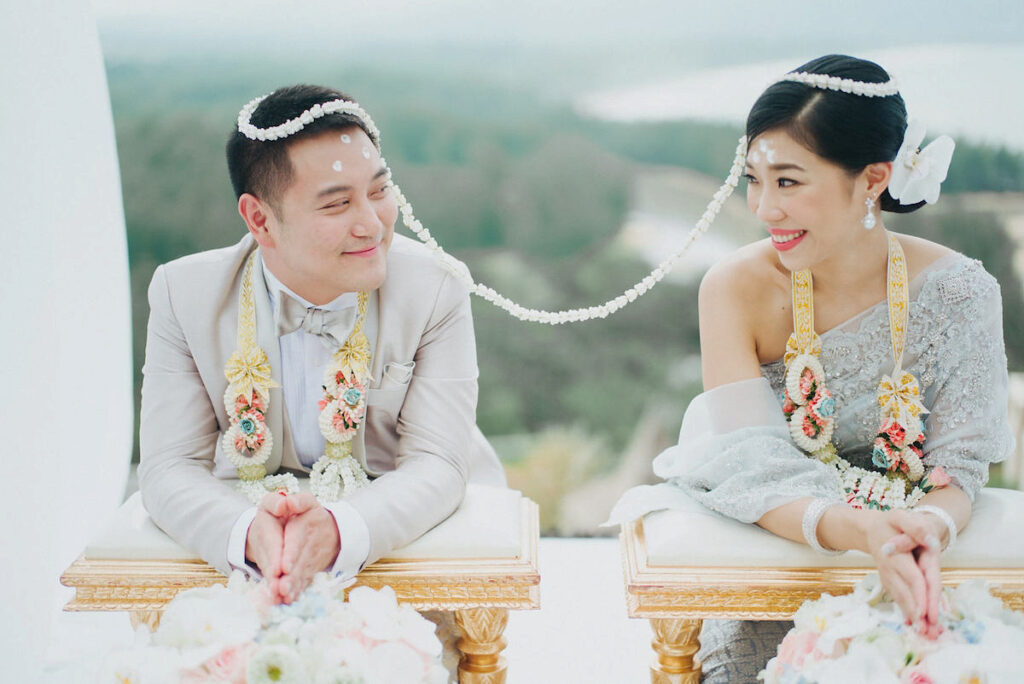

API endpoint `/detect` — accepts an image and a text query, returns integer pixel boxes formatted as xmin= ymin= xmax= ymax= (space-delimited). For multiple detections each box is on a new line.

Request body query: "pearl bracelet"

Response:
xmin=914 ymin=504 xmax=958 ymax=551
xmin=802 ymin=498 xmax=844 ymax=555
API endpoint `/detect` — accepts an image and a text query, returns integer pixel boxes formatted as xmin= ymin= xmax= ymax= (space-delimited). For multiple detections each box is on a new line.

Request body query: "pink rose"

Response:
xmin=901 ymin=668 xmax=934 ymax=684
xmin=927 ymin=466 xmax=952 ymax=488
xmin=317 ymin=398 xmax=329 ymax=411
xmin=884 ymin=419 xmax=906 ymax=447
xmin=776 ymin=630 xmax=820 ymax=668
xmin=802 ymin=416 xmax=818 ymax=437
xmin=203 ymin=644 xmax=250 ymax=683
xmin=331 ymin=412 xmax=356 ymax=435
xmin=250 ymin=394 xmax=266 ymax=411
xmin=798 ymin=369 xmax=815 ymax=397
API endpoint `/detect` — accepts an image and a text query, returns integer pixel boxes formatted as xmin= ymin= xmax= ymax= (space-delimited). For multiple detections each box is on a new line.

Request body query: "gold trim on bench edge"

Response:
xmin=61 ymin=499 xmax=540 ymax=614
xmin=621 ymin=517 xmax=1024 ymax=619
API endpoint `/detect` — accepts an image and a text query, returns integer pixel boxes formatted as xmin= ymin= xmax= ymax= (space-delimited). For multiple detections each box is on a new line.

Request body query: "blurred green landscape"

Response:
xmin=109 ymin=53 xmax=1024 ymax=531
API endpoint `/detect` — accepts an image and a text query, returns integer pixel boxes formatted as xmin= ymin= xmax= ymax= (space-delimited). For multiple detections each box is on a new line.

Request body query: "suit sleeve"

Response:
xmin=344 ymin=272 xmax=477 ymax=564
xmin=137 ymin=265 xmax=251 ymax=574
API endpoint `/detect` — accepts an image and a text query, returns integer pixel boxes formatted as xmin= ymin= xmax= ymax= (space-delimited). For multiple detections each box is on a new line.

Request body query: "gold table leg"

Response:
xmin=129 ymin=610 xmax=162 ymax=631
xmin=649 ymin=617 xmax=702 ymax=684
xmin=454 ymin=607 xmax=509 ymax=684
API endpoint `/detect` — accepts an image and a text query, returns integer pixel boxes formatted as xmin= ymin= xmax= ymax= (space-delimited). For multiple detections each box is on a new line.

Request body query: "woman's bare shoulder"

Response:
xmin=700 ymin=239 xmax=787 ymax=311
xmin=697 ymin=241 xmax=792 ymax=386
xmin=893 ymin=233 xmax=956 ymax=279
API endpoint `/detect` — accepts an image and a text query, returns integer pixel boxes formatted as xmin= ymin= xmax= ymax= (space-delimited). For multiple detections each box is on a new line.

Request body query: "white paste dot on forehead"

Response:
xmin=757 ymin=138 xmax=778 ymax=164
xmin=362 ymin=146 xmax=371 ymax=159
xmin=750 ymin=151 xmax=761 ymax=164
xmin=340 ymin=134 xmax=351 ymax=144
xmin=332 ymin=160 xmax=343 ymax=172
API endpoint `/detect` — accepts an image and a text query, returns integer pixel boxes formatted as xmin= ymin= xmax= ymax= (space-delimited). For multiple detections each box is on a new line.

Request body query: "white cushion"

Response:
xmin=644 ymin=487 xmax=1024 ymax=568
xmin=84 ymin=484 xmax=522 ymax=562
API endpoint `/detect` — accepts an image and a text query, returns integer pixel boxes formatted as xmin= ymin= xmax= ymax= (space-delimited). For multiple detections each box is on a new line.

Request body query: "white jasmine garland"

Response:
xmin=236 ymin=71 xmax=941 ymax=327
xmin=773 ymin=71 xmax=900 ymax=97
xmin=390 ymin=135 xmax=748 ymax=324
xmin=238 ymin=96 xmax=382 ymax=147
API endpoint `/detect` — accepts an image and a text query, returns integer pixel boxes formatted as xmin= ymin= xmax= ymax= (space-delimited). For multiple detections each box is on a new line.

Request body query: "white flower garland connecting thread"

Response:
xmin=773 ymin=72 xmax=900 ymax=98
xmin=236 ymin=73 xmax=908 ymax=324
xmin=390 ymin=136 xmax=749 ymax=324
xmin=237 ymin=91 xmax=751 ymax=324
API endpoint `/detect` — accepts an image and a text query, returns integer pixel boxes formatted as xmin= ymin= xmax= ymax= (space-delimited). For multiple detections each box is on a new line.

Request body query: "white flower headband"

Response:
xmin=237 ymin=95 xmax=382 ymax=147
xmin=774 ymin=71 xmax=900 ymax=98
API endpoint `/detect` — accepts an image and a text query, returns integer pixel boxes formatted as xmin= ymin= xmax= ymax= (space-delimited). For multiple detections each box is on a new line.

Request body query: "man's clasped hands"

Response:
xmin=245 ymin=491 xmax=342 ymax=604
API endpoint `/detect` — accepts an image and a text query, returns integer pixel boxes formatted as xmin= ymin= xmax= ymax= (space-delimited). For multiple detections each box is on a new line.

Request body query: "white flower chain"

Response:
xmin=774 ymin=72 xmax=899 ymax=98
xmin=389 ymin=136 xmax=749 ymax=324
xmin=239 ymin=75 xmax=904 ymax=326
xmin=237 ymin=95 xmax=382 ymax=146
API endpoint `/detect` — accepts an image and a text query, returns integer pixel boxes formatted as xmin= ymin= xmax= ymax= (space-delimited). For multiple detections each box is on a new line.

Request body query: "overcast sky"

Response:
xmin=91 ymin=0 xmax=1023 ymax=54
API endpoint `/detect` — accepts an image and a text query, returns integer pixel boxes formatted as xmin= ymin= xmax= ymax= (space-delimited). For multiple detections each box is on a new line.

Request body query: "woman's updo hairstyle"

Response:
xmin=746 ymin=54 xmax=924 ymax=213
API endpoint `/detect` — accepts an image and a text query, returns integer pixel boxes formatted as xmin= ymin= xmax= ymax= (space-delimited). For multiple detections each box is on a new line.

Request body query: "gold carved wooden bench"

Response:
xmin=61 ymin=483 xmax=539 ymax=684
xmin=619 ymin=487 xmax=1024 ymax=683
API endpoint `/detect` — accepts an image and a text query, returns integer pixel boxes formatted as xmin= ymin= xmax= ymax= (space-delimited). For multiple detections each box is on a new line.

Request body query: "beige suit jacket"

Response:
xmin=138 ymin=233 xmax=505 ymax=574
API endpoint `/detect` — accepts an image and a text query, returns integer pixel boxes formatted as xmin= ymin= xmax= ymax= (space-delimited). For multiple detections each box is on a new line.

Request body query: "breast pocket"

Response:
xmin=367 ymin=361 xmax=415 ymax=416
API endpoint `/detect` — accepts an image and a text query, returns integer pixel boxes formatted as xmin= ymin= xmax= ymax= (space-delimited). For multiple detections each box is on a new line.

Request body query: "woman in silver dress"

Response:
xmin=612 ymin=54 xmax=1014 ymax=681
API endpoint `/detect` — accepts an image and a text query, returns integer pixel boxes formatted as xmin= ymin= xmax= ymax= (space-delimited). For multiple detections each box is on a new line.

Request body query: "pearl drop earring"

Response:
xmin=862 ymin=196 xmax=877 ymax=230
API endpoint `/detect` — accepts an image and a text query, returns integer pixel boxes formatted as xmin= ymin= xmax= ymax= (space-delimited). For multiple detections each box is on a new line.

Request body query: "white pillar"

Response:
xmin=0 ymin=1 xmax=132 ymax=680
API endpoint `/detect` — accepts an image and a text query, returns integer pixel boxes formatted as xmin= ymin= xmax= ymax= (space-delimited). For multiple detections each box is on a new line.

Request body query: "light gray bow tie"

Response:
xmin=275 ymin=290 xmax=358 ymax=349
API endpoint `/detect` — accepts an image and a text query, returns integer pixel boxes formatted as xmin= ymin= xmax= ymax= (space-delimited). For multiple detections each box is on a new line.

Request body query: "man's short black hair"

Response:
xmin=226 ymin=84 xmax=375 ymax=211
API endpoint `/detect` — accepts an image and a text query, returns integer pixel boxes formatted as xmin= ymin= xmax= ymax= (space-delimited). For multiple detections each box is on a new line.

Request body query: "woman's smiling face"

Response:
xmin=744 ymin=129 xmax=865 ymax=272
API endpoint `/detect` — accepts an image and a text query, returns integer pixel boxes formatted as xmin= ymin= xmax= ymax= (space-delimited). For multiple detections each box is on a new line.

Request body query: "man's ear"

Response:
xmin=238 ymin=193 xmax=276 ymax=248
xmin=862 ymin=161 xmax=893 ymax=200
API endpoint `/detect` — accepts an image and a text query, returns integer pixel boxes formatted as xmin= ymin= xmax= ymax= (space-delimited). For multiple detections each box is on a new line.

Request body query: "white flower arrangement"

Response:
xmin=760 ymin=574 xmax=1024 ymax=684
xmin=99 ymin=572 xmax=451 ymax=684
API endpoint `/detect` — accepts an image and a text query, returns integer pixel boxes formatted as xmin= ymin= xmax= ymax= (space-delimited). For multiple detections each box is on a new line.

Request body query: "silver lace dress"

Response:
xmin=609 ymin=253 xmax=1014 ymax=682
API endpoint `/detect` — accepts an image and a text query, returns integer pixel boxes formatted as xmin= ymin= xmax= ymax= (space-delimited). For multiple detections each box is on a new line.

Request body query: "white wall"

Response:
xmin=0 ymin=1 xmax=132 ymax=680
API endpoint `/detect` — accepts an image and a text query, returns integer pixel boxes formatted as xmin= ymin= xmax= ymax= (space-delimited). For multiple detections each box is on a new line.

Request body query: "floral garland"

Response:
xmin=222 ymin=252 xmax=370 ymax=504
xmin=310 ymin=291 xmax=372 ymax=501
xmin=782 ymin=233 xmax=948 ymax=510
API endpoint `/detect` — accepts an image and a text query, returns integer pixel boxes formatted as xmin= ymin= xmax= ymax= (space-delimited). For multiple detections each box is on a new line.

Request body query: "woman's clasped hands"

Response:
xmin=863 ymin=509 xmax=948 ymax=639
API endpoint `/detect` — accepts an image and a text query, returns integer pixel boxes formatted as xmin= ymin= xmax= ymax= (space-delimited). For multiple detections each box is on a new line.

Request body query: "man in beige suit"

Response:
xmin=139 ymin=84 xmax=504 ymax=604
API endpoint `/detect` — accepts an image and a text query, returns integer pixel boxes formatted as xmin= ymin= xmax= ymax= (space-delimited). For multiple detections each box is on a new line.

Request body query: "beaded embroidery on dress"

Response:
xmin=760 ymin=253 xmax=1012 ymax=504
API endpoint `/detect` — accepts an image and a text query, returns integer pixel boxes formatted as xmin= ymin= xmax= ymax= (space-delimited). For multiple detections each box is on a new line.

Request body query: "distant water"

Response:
xmin=577 ymin=43 xmax=1024 ymax=151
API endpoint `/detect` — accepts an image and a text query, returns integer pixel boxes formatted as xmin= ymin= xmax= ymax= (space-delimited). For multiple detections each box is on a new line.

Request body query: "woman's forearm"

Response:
xmin=756 ymin=497 xmax=874 ymax=553
xmin=756 ymin=485 xmax=972 ymax=554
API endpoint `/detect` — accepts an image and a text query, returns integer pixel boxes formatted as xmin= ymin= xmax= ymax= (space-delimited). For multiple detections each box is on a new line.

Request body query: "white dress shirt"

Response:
xmin=225 ymin=257 xmax=371 ymax=581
